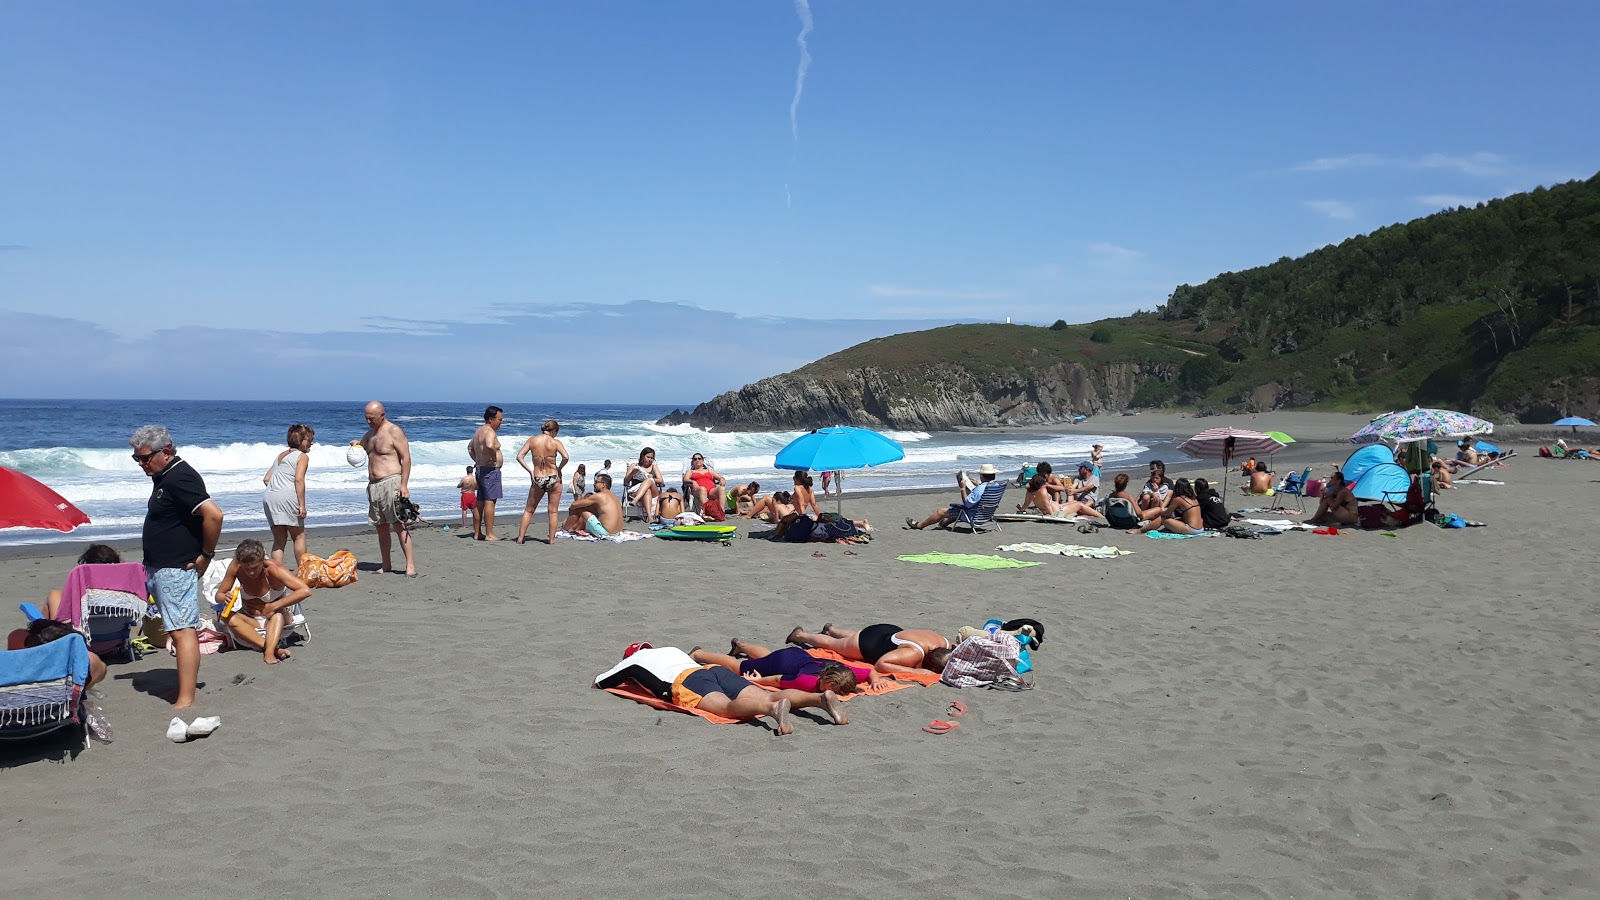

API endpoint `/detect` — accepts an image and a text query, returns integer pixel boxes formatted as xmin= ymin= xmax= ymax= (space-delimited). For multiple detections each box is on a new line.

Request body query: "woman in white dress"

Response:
xmin=262 ymin=424 xmax=314 ymax=568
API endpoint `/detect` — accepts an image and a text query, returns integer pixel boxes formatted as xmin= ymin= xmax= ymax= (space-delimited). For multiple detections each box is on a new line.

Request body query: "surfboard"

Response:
xmin=654 ymin=524 xmax=737 ymax=542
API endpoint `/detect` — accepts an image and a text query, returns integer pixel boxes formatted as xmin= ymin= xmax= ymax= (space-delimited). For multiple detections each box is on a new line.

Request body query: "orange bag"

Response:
xmin=297 ymin=550 xmax=360 ymax=589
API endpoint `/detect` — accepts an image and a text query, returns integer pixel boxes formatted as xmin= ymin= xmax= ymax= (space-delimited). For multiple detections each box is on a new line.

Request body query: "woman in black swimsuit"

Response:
xmin=785 ymin=623 xmax=954 ymax=675
xmin=1128 ymin=478 xmax=1203 ymax=535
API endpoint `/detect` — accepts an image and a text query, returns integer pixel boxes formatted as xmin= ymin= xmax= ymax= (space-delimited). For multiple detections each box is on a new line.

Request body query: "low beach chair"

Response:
xmin=1274 ymin=468 xmax=1314 ymax=512
xmin=946 ymin=482 xmax=1008 ymax=533
xmin=54 ymin=562 xmax=150 ymax=664
xmin=0 ymin=631 xmax=92 ymax=749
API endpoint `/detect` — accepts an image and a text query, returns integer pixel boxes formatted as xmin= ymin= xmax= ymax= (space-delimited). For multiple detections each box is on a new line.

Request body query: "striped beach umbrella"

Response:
xmin=1178 ymin=428 xmax=1286 ymax=493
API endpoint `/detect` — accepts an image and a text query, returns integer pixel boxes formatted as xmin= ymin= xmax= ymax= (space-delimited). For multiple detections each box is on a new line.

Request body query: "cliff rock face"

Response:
xmin=659 ymin=361 xmax=1180 ymax=431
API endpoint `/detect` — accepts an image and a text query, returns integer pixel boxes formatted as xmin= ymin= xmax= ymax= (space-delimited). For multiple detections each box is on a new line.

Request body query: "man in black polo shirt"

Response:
xmin=131 ymin=424 xmax=225 ymax=709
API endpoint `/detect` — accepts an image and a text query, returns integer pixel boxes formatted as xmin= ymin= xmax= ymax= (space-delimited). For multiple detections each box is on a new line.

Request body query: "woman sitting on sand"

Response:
xmin=1128 ymin=478 xmax=1204 ymax=535
xmin=212 ymin=539 xmax=312 ymax=665
xmin=1307 ymin=471 xmax=1359 ymax=527
xmin=592 ymin=644 xmax=847 ymax=735
xmin=1100 ymin=473 xmax=1142 ymax=530
xmin=1430 ymin=458 xmax=1454 ymax=489
xmin=785 ymin=624 xmax=954 ymax=676
xmin=690 ymin=640 xmax=888 ymax=694
xmin=791 ymin=471 xmax=822 ymax=518
xmin=744 ymin=490 xmax=795 ymax=522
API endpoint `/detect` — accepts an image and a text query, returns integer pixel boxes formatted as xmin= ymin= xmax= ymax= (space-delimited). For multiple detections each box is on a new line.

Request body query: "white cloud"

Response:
xmin=1414 ymin=194 xmax=1485 ymax=210
xmin=1293 ymin=151 xmax=1512 ymax=178
xmin=1294 ymin=153 xmax=1391 ymax=172
xmin=1305 ymin=199 xmax=1356 ymax=220
xmin=1417 ymin=152 xmax=1508 ymax=177
xmin=1087 ymin=241 xmax=1144 ymax=262
xmin=868 ymin=283 xmax=1012 ymax=301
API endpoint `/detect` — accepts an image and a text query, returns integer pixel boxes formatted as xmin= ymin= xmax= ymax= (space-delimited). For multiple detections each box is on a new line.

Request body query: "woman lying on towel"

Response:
xmin=743 ymin=490 xmax=795 ymax=523
xmin=592 ymin=644 xmax=847 ymax=734
xmin=786 ymin=624 xmax=953 ymax=676
xmin=690 ymin=641 xmax=889 ymax=694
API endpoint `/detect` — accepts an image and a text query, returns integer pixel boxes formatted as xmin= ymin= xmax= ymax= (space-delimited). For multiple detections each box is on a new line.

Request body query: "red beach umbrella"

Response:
xmin=0 ymin=466 xmax=91 ymax=532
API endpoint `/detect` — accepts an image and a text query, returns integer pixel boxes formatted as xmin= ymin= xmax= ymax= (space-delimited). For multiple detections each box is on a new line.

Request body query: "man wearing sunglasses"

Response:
xmin=130 ymin=424 xmax=225 ymax=709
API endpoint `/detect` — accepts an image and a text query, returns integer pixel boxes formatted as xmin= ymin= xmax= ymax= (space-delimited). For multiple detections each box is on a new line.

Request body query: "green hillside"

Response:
xmin=805 ymin=172 xmax=1600 ymax=420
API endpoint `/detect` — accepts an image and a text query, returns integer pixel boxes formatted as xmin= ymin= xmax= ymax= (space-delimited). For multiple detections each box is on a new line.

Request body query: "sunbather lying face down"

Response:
xmin=786 ymin=624 xmax=953 ymax=676
xmin=691 ymin=641 xmax=888 ymax=694
xmin=744 ymin=490 xmax=794 ymax=522
xmin=592 ymin=644 xmax=847 ymax=734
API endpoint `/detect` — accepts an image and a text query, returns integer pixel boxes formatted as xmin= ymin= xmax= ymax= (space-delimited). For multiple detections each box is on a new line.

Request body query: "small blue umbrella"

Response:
xmin=775 ymin=427 xmax=905 ymax=514
xmin=1554 ymin=416 xmax=1596 ymax=434
xmin=1473 ymin=440 xmax=1499 ymax=454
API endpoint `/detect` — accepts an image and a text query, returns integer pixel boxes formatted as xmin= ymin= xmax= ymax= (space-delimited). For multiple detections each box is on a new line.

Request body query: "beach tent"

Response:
xmin=1341 ymin=445 xmax=1411 ymax=502
xmin=774 ymin=426 xmax=905 ymax=514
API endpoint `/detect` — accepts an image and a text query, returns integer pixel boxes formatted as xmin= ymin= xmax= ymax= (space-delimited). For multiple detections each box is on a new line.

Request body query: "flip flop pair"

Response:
xmin=923 ymin=701 xmax=967 ymax=734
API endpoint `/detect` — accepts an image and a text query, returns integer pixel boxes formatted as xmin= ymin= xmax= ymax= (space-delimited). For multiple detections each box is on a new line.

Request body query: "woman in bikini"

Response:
xmin=744 ymin=490 xmax=795 ymax=522
xmin=784 ymin=623 xmax=955 ymax=675
xmin=689 ymin=639 xmax=889 ymax=695
xmin=592 ymin=644 xmax=847 ymax=735
xmin=514 ymin=419 xmax=569 ymax=545
xmin=791 ymin=471 xmax=821 ymax=518
xmin=213 ymin=538 xmax=312 ymax=665
xmin=624 ymin=447 xmax=664 ymax=518
xmin=1128 ymin=477 xmax=1204 ymax=535
xmin=683 ymin=454 xmax=726 ymax=513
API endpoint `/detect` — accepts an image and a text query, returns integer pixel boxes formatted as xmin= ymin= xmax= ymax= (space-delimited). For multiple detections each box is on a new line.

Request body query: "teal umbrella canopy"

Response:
xmin=774 ymin=427 xmax=905 ymax=472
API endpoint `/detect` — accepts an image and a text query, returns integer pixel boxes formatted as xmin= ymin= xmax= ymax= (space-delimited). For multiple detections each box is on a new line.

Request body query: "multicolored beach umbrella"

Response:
xmin=1349 ymin=408 xmax=1493 ymax=445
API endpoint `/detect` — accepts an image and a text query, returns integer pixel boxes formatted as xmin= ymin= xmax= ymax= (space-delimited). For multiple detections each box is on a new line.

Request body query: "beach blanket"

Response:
xmin=602 ymin=683 xmax=742 ymax=724
xmin=802 ymin=647 xmax=940 ymax=685
xmin=1242 ymin=518 xmax=1315 ymax=531
xmin=995 ymin=542 xmax=1133 ymax=559
xmin=897 ymin=552 xmax=1042 ymax=570
xmin=1144 ymin=530 xmax=1219 ymax=540
xmin=993 ymin=513 xmax=1087 ymax=525
xmin=555 ymin=529 xmax=653 ymax=544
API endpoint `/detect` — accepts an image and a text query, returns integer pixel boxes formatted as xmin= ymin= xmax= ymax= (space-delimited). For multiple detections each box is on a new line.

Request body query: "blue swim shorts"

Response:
xmin=477 ymin=466 xmax=503 ymax=502
xmin=584 ymin=513 xmax=613 ymax=538
xmin=147 ymin=567 xmax=201 ymax=631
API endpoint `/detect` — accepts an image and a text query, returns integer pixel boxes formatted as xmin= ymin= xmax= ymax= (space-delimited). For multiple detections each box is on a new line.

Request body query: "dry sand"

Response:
xmin=3 ymin=416 xmax=1597 ymax=899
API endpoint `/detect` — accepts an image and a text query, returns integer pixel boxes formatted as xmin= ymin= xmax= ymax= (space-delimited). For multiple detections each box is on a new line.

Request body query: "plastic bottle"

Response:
xmin=84 ymin=688 xmax=114 ymax=743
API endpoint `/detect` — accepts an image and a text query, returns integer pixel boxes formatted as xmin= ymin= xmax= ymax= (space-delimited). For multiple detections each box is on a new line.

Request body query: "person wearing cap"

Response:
xmin=905 ymin=464 xmax=1002 ymax=530
xmin=592 ymin=643 xmax=847 ymax=735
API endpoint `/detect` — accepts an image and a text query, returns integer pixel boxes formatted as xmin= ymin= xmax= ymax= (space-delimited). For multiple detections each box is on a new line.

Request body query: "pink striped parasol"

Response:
xmin=1178 ymin=428 xmax=1286 ymax=493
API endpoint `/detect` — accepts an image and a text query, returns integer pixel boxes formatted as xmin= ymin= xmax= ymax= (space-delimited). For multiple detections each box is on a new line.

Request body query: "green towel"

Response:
xmin=896 ymin=552 xmax=1042 ymax=569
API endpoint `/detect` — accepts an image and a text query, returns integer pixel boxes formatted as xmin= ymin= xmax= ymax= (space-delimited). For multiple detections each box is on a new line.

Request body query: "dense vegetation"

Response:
xmin=801 ymin=171 xmax=1600 ymax=421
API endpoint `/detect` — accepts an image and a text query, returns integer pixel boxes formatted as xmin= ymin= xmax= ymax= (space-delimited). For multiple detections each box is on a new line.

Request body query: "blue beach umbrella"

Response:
xmin=1553 ymin=416 xmax=1596 ymax=434
xmin=774 ymin=427 xmax=905 ymax=514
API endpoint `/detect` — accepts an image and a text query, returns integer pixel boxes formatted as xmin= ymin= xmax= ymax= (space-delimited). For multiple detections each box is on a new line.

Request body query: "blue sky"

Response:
xmin=3 ymin=1 xmax=1595 ymax=403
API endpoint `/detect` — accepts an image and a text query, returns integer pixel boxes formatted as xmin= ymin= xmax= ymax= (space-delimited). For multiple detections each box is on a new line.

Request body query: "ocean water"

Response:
xmin=0 ymin=399 xmax=1180 ymax=546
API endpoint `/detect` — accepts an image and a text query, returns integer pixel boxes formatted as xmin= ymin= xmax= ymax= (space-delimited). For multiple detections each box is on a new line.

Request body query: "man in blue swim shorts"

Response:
xmin=562 ymin=473 xmax=624 ymax=538
xmin=468 ymin=406 xmax=505 ymax=541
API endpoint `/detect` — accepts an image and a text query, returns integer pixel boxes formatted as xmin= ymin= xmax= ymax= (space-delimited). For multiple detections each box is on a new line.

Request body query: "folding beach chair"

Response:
xmin=946 ymin=482 xmax=1008 ymax=533
xmin=53 ymin=562 xmax=150 ymax=664
xmin=1275 ymin=467 xmax=1314 ymax=512
xmin=680 ymin=457 xmax=715 ymax=515
xmin=0 ymin=631 xmax=92 ymax=749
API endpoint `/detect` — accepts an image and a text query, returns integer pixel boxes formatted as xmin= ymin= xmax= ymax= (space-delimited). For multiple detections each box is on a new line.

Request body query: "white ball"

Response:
xmin=346 ymin=445 xmax=368 ymax=468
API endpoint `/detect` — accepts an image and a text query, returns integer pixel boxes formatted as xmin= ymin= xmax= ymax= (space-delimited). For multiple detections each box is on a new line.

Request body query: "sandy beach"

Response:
xmin=4 ymin=415 xmax=1597 ymax=899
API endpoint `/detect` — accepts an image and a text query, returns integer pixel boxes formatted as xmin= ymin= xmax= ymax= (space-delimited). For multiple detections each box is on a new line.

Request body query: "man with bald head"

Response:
xmin=351 ymin=400 xmax=417 ymax=576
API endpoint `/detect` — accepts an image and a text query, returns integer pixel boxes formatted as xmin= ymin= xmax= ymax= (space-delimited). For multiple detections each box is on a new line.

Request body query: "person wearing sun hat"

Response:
xmin=905 ymin=463 xmax=1002 ymax=530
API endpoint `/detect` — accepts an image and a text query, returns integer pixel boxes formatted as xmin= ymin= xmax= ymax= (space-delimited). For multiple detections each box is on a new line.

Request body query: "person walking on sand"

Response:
xmin=262 ymin=423 xmax=313 ymax=569
xmin=458 ymin=466 xmax=477 ymax=529
xmin=468 ymin=405 xmax=505 ymax=541
xmin=131 ymin=424 xmax=224 ymax=709
xmin=515 ymin=419 xmax=569 ymax=545
xmin=351 ymin=401 xmax=417 ymax=576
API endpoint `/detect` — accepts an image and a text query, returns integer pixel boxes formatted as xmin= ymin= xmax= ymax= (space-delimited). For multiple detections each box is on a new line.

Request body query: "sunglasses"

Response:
xmin=132 ymin=446 xmax=169 ymax=463
xmin=692 ymin=456 xmax=704 ymax=461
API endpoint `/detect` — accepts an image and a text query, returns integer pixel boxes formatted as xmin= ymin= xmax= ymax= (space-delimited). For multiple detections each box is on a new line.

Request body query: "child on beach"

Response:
xmin=458 ymin=466 xmax=477 ymax=529
xmin=213 ymin=539 xmax=312 ymax=665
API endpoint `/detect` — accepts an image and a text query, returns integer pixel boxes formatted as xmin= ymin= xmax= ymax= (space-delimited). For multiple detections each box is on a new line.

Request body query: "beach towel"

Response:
xmin=995 ymin=542 xmax=1133 ymax=558
xmin=602 ymin=683 xmax=743 ymax=724
xmin=55 ymin=563 xmax=149 ymax=627
xmin=897 ymin=552 xmax=1042 ymax=570
xmin=555 ymin=529 xmax=653 ymax=544
xmin=1144 ymin=530 xmax=1218 ymax=540
xmin=800 ymin=647 xmax=939 ymax=686
xmin=298 ymin=551 xmax=359 ymax=588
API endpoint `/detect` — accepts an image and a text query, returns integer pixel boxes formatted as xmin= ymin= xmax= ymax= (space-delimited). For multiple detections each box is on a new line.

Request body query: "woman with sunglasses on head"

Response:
xmin=262 ymin=424 xmax=314 ymax=569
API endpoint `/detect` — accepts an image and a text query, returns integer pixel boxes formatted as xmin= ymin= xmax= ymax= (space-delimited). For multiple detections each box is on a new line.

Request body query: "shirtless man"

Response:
xmin=468 ymin=406 xmax=505 ymax=541
xmin=352 ymin=400 xmax=416 ymax=576
xmin=515 ymin=419 xmax=569 ymax=545
xmin=562 ymin=473 xmax=624 ymax=537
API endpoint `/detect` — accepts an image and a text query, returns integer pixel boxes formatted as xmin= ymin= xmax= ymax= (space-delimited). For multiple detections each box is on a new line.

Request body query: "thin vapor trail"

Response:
xmin=789 ymin=0 xmax=813 ymax=150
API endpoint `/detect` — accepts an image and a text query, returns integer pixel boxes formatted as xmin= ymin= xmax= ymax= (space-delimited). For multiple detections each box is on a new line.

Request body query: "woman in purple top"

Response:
xmin=690 ymin=641 xmax=884 ymax=695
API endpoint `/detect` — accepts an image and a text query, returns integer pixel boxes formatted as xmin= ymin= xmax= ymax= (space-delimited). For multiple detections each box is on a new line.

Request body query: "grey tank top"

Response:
xmin=266 ymin=450 xmax=302 ymax=495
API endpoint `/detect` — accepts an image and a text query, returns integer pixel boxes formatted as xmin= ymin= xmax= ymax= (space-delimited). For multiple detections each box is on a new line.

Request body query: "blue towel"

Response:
xmin=0 ymin=633 xmax=90 ymax=689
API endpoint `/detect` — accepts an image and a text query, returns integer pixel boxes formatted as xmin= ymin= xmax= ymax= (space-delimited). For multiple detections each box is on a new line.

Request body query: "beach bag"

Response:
xmin=780 ymin=515 xmax=815 ymax=542
xmin=940 ymin=632 xmax=1030 ymax=689
xmin=297 ymin=550 xmax=359 ymax=589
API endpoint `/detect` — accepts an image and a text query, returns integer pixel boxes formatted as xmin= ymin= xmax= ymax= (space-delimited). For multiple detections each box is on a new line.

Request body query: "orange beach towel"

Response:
xmin=803 ymin=648 xmax=942 ymax=686
xmin=602 ymin=683 xmax=742 ymax=724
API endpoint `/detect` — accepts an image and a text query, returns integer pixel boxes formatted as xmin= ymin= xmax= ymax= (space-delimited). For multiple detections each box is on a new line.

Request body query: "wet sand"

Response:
xmin=3 ymin=416 xmax=1597 ymax=899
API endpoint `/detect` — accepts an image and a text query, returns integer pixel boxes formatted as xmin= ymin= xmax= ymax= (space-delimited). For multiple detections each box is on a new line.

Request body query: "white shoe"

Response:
xmin=186 ymin=716 xmax=222 ymax=737
xmin=166 ymin=717 xmax=189 ymax=743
